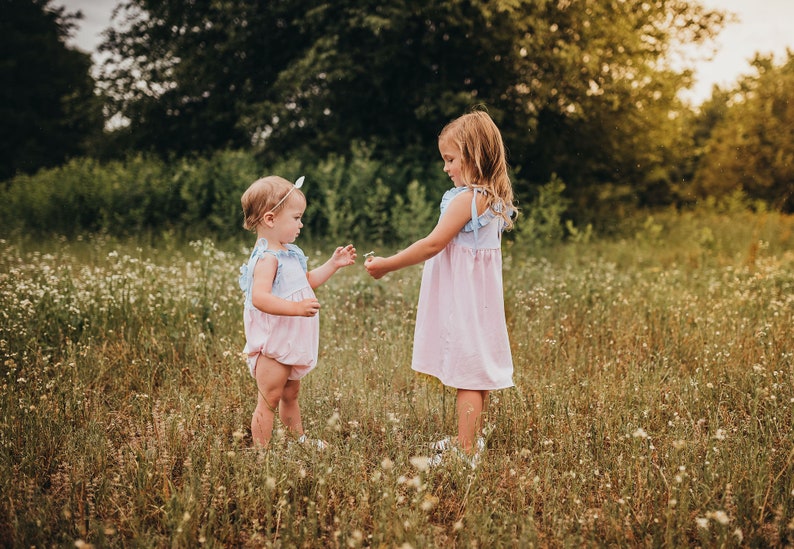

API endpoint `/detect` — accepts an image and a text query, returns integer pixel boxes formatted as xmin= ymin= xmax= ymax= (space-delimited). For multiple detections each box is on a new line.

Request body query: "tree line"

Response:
xmin=1 ymin=0 xmax=792 ymax=239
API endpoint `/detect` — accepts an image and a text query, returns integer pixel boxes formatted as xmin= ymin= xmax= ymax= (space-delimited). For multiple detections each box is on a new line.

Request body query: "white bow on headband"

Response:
xmin=268 ymin=176 xmax=305 ymax=213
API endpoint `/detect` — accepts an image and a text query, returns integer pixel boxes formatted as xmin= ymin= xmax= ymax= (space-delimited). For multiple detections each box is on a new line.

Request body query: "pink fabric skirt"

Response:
xmin=411 ymin=242 xmax=514 ymax=390
xmin=244 ymin=286 xmax=319 ymax=380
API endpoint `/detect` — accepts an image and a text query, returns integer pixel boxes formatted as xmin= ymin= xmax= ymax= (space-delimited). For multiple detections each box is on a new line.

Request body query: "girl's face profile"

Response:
xmin=271 ymin=195 xmax=305 ymax=244
xmin=439 ymin=138 xmax=464 ymax=187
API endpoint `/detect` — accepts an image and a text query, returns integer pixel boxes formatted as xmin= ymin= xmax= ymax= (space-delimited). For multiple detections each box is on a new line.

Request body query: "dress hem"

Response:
xmin=411 ymin=366 xmax=514 ymax=391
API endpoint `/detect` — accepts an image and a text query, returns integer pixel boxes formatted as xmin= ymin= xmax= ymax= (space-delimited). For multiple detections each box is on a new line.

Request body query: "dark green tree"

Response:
xmin=99 ymin=0 xmax=312 ymax=157
xmin=501 ymin=0 xmax=725 ymax=217
xmin=693 ymin=51 xmax=794 ymax=211
xmin=244 ymin=0 xmax=522 ymax=161
xmin=674 ymin=84 xmax=731 ymax=204
xmin=99 ymin=0 xmax=725 ymax=217
xmin=0 ymin=0 xmax=103 ymax=181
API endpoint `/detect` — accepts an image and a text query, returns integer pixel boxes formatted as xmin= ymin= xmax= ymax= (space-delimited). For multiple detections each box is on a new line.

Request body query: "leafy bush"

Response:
xmin=391 ymin=180 xmax=437 ymax=246
xmin=175 ymin=150 xmax=261 ymax=238
xmin=0 ymin=145 xmax=446 ymax=245
xmin=517 ymin=173 xmax=571 ymax=247
xmin=0 ymin=155 xmax=178 ymax=237
xmin=309 ymin=142 xmax=438 ymax=246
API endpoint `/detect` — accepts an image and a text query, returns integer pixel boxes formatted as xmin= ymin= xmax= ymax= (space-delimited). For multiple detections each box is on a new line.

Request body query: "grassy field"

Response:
xmin=1 ymin=208 xmax=793 ymax=547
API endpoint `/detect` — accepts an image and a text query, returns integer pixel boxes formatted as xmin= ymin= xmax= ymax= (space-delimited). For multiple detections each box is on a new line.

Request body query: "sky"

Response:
xmin=58 ymin=0 xmax=794 ymax=105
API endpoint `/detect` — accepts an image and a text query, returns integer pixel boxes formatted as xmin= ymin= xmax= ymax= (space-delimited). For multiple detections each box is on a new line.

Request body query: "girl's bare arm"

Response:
xmin=365 ymin=191 xmax=484 ymax=279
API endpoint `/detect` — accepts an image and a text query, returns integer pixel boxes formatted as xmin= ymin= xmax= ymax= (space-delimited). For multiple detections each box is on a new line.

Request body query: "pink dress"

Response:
xmin=239 ymin=239 xmax=319 ymax=379
xmin=411 ymin=187 xmax=514 ymax=390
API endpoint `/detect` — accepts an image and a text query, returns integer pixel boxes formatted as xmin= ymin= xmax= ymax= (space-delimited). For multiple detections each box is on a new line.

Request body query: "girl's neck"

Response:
xmin=256 ymin=231 xmax=289 ymax=252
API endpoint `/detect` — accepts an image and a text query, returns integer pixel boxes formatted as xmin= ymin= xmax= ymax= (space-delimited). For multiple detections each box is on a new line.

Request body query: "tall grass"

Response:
xmin=1 ymin=208 xmax=793 ymax=547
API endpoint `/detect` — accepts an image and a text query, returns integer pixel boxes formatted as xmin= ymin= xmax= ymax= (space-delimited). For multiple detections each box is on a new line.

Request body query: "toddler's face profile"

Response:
xmin=271 ymin=195 xmax=306 ymax=244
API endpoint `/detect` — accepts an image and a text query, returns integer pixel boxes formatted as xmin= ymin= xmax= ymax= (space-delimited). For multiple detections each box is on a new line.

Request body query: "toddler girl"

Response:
xmin=239 ymin=175 xmax=356 ymax=447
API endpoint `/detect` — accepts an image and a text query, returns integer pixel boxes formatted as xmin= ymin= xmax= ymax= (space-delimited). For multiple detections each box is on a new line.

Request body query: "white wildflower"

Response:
xmin=707 ymin=510 xmax=730 ymax=525
xmin=632 ymin=427 xmax=649 ymax=439
xmin=409 ymin=456 xmax=430 ymax=472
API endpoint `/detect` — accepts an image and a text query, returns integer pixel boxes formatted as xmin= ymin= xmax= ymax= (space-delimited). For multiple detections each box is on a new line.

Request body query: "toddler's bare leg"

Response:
xmin=251 ymin=354 xmax=291 ymax=446
xmin=279 ymin=379 xmax=304 ymax=435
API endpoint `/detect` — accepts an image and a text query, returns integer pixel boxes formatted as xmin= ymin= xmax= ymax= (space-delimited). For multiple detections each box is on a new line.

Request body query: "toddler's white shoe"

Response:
xmin=295 ymin=434 xmax=328 ymax=451
xmin=427 ymin=448 xmax=481 ymax=470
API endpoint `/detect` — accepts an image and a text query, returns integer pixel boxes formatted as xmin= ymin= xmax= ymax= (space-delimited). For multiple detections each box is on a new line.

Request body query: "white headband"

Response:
xmin=268 ymin=176 xmax=305 ymax=213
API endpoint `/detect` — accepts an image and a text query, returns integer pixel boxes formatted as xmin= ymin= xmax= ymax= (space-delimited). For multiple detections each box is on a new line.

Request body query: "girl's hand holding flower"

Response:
xmin=364 ymin=256 xmax=389 ymax=280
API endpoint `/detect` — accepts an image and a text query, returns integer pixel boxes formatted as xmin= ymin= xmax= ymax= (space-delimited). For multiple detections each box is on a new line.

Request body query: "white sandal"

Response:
xmin=295 ymin=434 xmax=328 ymax=450
xmin=429 ymin=436 xmax=485 ymax=453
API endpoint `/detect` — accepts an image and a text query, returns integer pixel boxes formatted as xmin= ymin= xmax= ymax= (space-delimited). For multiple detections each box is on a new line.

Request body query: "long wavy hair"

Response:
xmin=438 ymin=109 xmax=516 ymax=230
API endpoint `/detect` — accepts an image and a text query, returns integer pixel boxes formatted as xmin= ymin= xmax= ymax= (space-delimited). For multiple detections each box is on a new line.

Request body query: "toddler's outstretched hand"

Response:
xmin=332 ymin=244 xmax=357 ymax=268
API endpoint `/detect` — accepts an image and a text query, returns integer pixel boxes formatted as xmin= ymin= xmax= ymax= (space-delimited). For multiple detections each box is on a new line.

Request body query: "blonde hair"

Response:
xmin=439 ymin=109 xmax=516 ymax=230
xmin=241 ymin=176 xmax=305 ymax=231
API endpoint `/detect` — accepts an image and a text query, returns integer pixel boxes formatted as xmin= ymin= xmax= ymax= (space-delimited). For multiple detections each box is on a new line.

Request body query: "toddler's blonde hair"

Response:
xmin=439 ymin=109 xmax=516 ymax=230
xmin=241 ymin=176 xmax=305 ymax=231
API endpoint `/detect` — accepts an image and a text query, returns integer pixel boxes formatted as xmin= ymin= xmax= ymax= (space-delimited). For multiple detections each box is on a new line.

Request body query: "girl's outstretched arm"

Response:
xmin=307 ymin=244 xmax=357 ymax=289
xmin=252 ymin=254 xmax=320 ymax=316
xmin=365 ymin=190 xmax=484 ymax=279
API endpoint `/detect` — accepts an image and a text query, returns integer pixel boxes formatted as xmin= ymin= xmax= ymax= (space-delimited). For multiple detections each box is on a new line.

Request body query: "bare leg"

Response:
xmin=456 ymin=389 xmax=489 ymax=453
xmin=279 ymin=379 xmax=304 ymax=436
xmin=251 ymin=354 xmax=291 ymax=446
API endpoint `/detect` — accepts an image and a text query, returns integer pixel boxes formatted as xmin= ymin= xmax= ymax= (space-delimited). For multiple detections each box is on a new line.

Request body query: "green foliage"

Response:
xmin=634 ymin=215 xmax=665 ymax=246
xmin=0 ymin=146 xmax=444 ymax=244
xmin=391 ymin=180 xmax=437 ymax=247
xmin=98 ymin=155 xmax=182 ymax=234
xmin=0 ymin=156 xmax=175 ymax=237
xmin=314 ymin=142 xmax=387 ymax=244
xmin=0 ymin=0 xmax=103 ymax=180
xmin=314 ymin=156 xmax=358 ymax=243
xmin=693 ymin=51 xmax=794 ymax=211
xmin=516 ymin=174 xmax=571 ymax=247
xmin=0 ymin=152 xmax=255 ymax=239
xmin=310 ymin=142 xmax=438 ymax=246
xmin=564 ymin=219 xmax=593 ymax=245
xmin=512 ymin=2 xmax=724 ymax=202
xmin=97 ymin=0 xmax=727 ymax=216
xmin=175 ymin=150 xmax=261 ymax=236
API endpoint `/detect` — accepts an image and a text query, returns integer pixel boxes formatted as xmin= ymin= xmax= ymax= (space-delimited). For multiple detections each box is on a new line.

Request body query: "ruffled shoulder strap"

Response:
xmin=284 ymin=243 xmax=308 ymax=273
xmin=239 ymin=238 xmax=274 ymax=307
xmin=439 ymin=186 xmax=468 ymax=215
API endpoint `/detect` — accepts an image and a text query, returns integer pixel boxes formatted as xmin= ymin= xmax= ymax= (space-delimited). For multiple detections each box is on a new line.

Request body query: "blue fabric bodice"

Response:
xmin=239 ymin=239 xmax=309 ymax=309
